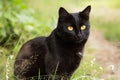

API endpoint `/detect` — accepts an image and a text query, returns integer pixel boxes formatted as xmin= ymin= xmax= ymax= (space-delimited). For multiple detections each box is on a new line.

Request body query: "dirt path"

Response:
xmin=88 ymin=29 xmax=120 ymax=80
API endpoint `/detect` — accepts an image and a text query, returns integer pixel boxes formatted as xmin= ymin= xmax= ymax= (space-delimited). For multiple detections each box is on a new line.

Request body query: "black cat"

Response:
xmin=14 ymin=5 xmax=91 ymax=80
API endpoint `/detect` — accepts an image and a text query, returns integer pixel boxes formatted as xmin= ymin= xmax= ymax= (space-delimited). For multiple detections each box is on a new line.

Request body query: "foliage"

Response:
xmin=0 ymin=0 xmax=41 ymax=47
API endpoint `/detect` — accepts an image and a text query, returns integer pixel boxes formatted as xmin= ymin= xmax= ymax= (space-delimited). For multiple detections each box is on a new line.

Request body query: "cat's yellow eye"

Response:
xmin=81 ymin=25 xmax=86 ymax=30
xmin=67 ymin=26 xmax=73 ymax=31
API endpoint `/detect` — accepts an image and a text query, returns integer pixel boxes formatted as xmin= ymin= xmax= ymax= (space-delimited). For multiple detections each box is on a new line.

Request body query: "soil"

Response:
xmin=88 ymin=29 xmax=120 ymax=80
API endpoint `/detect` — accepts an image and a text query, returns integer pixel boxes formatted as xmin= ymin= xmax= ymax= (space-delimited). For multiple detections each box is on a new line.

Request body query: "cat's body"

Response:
xmin=14 ymin=6 xmax=91 ymax=80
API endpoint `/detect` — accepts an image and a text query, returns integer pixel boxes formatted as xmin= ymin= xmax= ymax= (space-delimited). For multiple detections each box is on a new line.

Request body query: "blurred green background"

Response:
xmin=0 ymin=0 xmax=120 ymax=80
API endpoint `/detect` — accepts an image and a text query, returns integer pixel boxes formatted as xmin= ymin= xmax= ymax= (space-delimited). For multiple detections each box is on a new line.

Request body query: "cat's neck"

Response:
xmin=45 ymin=30 xmax=85 ymax=61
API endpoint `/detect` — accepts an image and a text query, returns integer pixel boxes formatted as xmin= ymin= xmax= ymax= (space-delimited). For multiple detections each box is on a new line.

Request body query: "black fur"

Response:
xmin=14 ymin=6 xmax=91 ymax=80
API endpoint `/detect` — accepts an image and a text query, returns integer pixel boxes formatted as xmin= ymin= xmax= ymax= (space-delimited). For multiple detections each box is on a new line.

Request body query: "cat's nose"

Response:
xmin=75 ymin=34 xmax=82 ymax=40
xmin=77 ymin=34 xmax=82 ymax=38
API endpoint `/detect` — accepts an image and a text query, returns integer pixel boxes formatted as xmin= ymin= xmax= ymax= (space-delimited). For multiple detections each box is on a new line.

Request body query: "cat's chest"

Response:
xmin=60 ymin=51 xmax=82 ymax=62
xmin=45 ymin=41 xmax=83 ymax=74
xmin=57 ymin=51 xmax=82 ymax=74
xmin=54 ymin=44 xmax=83 ymax=62
xmin=58 ymin=49 xmax=82 ymax=66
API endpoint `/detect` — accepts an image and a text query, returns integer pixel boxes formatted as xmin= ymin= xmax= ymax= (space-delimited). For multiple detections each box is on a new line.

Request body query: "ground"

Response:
xmin=88 ymin=29 xmax=120 ymax=80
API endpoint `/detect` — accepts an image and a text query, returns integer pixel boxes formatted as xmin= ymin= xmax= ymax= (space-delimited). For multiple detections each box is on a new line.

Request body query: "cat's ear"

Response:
xmin=80 ymin=5 xmax=91 ymax=19
xmin=59 ymin=7 xmax=69 ymax=19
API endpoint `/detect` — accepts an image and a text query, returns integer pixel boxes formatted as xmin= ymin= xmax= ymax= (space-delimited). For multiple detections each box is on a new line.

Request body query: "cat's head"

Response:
xmin=56 ymin=6 xmax=91 ymax=44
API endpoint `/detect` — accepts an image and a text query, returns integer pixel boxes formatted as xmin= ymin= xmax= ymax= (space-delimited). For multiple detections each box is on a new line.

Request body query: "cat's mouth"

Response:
xmin=74 ymin=36 xmax=83 ymax=41
xmin=65 ymin=36 xmax=83 ymax=43
xmin=75 ymin=39 xmax=83 ymax=43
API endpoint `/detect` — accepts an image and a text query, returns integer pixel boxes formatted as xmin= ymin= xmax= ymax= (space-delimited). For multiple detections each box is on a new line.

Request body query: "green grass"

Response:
xmin=72 ymin=48 xmax=104 ymax=80
xmin=103 ymin=22 xmax=120 ymax=41
xmin=1 ymin=46 xmax=104 ymax=80
xmin=92 ymin=16 xmax=120 ymax=42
